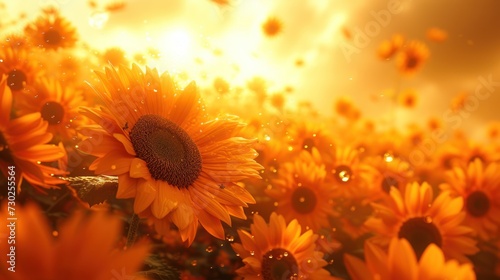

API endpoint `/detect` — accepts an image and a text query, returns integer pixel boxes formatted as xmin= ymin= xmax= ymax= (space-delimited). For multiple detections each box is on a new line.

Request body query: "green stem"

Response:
xmin=126 ymin=214 xmax=140 ymax=248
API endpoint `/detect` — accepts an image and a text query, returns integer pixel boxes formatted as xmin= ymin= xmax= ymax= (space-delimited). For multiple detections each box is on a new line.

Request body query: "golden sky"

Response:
xmin=6 ymin=0 xmax=500 ymax=139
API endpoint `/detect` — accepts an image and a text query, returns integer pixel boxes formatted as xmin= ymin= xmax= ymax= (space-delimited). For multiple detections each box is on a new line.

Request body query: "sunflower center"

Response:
xmin=43 ymin=29 xmax=63 ymax=46
xmin=381 ymin=176 xmax=398 ymax=193
xmin=261 ymin=248 xmax=299 ymax=280
xmin=466 ymin=191 xmax=490 ymax=217
xmin=291 ymin=186 xmax=317 ymax=214
xmin=0 ymin=132 xmax=14 ymax=164
xmin=302 ymin=137 xmax=315 ymax=151
xmin=7 ymin=69 xmax=27 ymax=91
xmin=334 ymin=165 xmax=352 ymax=183
xmin=130 ymin=114 xmax=202 ymax=189
xmin=41 ymin=102 xmax=65 ymax=125
xmin=398 ymin=217 xmax=442 ymax=259
xmin=406 ymin=54 xmax=418 ymax=69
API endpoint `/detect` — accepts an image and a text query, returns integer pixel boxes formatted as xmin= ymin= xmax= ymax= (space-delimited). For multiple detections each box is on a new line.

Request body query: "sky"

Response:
xmin=4 ymin=0 xmax=500 ymax=139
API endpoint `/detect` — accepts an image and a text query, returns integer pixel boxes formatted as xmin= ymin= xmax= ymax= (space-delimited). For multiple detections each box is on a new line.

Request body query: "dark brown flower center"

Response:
xmin=334 ymin=165 xmax=352 ymax=183
xmin=291 ymin=186 xmax=317 ymax=214
xmin=7 ymin=69 xmax=27 ymax=91
xmin=43 ymin=29 xmax=63 ymax=46
xmin=302 ymin=137 xmax=315 ymax=151
xmin=0 ymin=132 xmax=14 ymax=164
xmin=398 ymin=217 xmax=442 ymax=259
xmin=406 ymin=54 xmax=418 ymax=69
xmin=466 ymin=191 xmax=490 ymax=217
xmin=262 ymin=248 xmax=298 ymax=280
xmin=41 ymin=101 xmax=65 ymax=125
xmin=130 ymin=114 xmax=202 ymax=188
xmin=381 ymin=176 xmax=399 ymax=193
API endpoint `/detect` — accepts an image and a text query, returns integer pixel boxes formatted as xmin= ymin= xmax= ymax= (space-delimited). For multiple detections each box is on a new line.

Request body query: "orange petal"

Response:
xmin=133 ymin=179 xmax=157 ymax=213
xmin=117 ymin=174 xmax=137 ymax=198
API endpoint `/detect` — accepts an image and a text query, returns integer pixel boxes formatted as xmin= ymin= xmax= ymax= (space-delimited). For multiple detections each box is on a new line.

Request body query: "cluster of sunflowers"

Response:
xmin=1 ymin=4 xmax=500 ymax=280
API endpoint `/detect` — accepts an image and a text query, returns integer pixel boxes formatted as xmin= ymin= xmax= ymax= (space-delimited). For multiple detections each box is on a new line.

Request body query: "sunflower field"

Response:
xmin=1 ymin=1 xmax=500 ymax=280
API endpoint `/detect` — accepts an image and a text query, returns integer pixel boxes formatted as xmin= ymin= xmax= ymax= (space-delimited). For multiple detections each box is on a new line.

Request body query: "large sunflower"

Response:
xmin=0 ymin=76 xmax=66 ymax=191
xmin=344 ymin=238 xmax=476 ymax=280
xmin=365 ymin=182 xmax=478 ymax=263
xmin=0 ymin=47 xmax=41 ymax=92
xmin=231 ymin=213 xmax=336 ymax=279
xmin=0 ymin=203 xmax=150 ymax=280
xmin=266 ymin=148 xmax=336 ymax=231
xmin=440 ymin=159 xmax=500 ymax=240
xmin=24 ymin=9 xmax=78 ymax=50
xmin=78 ymin=64 xmax=262 ymax=245
xmin=17 ymin=77 xmax=85 ymax=142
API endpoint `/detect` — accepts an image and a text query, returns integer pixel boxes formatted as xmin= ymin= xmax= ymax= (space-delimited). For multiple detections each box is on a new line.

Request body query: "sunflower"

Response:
xmin=286 ymin=119 xmax=335 ymax=158
xmin=0 ymin=203 xmax=150 ymax=280
xmin=328 ymin=146 xmax=376 ymax=198
xmin=0 ymin=47 xmax=41 ymax=92
xmin=24 ymin=10 xmax=78 ymax=50
xmin=103 ymin=47 xmax=128 ymax=66
xmin=262 ymin=17 xmax=282 ymax=37
xmin=397 ymin=88 xmax=418 ymax=108
xmin=78 ymin=64 xmax=262 ymax=245
xmin=364 ymin=154 xmax=414 ymax=202
xmin=266 ymin=149 xmax=336 ymax=231
xmin=452 ymin=141 xmax=500 ymax=169
xmin=254 ymin=137 xmax=291 ymax=184
xmin=396 ymin=40 xmax=430 ymax=76
xmin=231 ymin=213 xmax=336 ymax=279
xmin=0 ymin=76 xmax=66 ymax=191
xmin=334 ymin=97 xmax=361 ymax=121
xmin=365 ymin=182 xmax=478 ymax=262
xmin=1 ymin=33 xmax=31 ymax=50
xmin=426 ymin=27 xmax=448 ymax=43
xmin=16 ymin=78 xmax=85 ymax=142
xmin=377 ymin=34 xmax=405 ymax=60
xmin=440 ymin=159 xmax=500 ymax=240
xmin=344 ymin=238 xmax=476 ymax=280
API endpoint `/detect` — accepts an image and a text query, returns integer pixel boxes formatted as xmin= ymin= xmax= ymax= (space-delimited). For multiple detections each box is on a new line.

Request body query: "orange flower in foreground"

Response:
xmin=0 ymin=76 xmax=66 ymax=191
xmin=0 ymin=203 xmax=150 ymax=280
xmin=231 ymin=213 xmax=336 ymax=279
xmin=365 ymin=182 xmax=478 ymax=263
xmin=344 ymin=238 xmax=476 ymax=280
xmin=396 ymin=40 xmax=430 ymax=76
xmin=79 ymin=64 xmax=262 ymax=245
